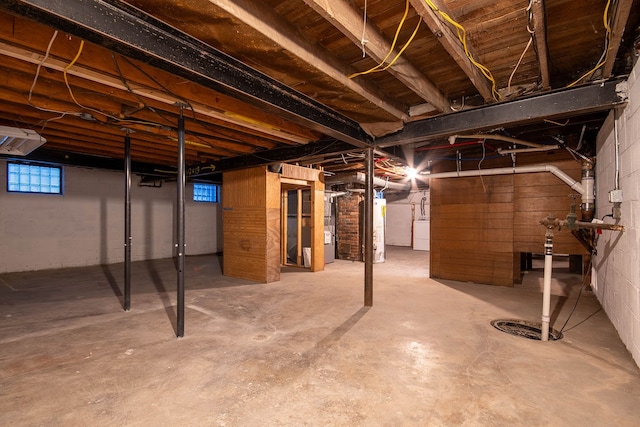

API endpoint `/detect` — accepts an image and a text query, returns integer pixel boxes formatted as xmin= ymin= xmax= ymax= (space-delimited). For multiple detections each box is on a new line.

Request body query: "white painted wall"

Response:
xmin=385 ymin=190 xmax=429 ymax=247
xmin=594 ymin=65 xmax=640 ymax=367
xmin=0 ymin=162 xmax=221 ymax=273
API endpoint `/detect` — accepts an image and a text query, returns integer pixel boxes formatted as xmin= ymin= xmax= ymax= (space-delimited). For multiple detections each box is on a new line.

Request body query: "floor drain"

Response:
xmin=491 ymin=319 xmax=563 ymax=341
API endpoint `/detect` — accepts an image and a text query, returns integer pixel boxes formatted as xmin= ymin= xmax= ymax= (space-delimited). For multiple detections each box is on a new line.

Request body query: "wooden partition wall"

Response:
xmin=222 ymin=164 xmax=324 ymax=283
xmin=430 ymin=153 xmax=588 ymax=287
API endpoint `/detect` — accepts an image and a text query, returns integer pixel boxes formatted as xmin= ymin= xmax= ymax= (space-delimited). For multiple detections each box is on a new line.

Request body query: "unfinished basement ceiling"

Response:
xmin=0 ymin=0 xmax=637 ymax=179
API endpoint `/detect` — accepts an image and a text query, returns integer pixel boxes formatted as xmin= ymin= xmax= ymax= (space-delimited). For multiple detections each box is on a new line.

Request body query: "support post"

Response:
xmin=176 ymin=105 xmax=186 ymax=337
xmin=364 ymin=147 xmax=374 ymax=306
xmin=541 ymin=228 xmax=554 ymax=341
xmin=124 ymin=132 xmax=132 ymax=311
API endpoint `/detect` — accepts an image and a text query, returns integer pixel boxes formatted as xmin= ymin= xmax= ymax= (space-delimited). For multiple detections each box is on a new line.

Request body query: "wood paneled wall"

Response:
xmin=431 ymin=153 xmax=588 ymax=287
xmin=223 ymin=166 xmax=281 ymax=283
xmin=223 ymin=164 xmax=324 ymax=283
xmin=513 ymin=158 xmax=586 ymax=254
xmin=431 ymin=174 xmax=517 ymax=286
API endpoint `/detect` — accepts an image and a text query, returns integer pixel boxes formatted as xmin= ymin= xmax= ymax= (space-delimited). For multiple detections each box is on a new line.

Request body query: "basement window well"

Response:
xmin=7 ymin=162 xmax=62 ymax=194
xmin=193 ymin=183 xmax=219 ymax=203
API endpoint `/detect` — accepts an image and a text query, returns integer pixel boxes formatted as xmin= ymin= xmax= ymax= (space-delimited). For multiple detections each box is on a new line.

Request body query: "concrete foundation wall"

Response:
xmin=0 ymin=162 xmax=220 ymax=273
xmin=594 ymin=64 xmax=640 ymax=367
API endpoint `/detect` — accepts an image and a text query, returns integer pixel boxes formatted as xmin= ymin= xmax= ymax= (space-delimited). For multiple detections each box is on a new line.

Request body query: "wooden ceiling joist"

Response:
xmin=0 ymin=41 xmax=315 ymax=145
xmin=530 ymin=0 xmax=551 ymax=90
xmin=303 ymin=0 xmax=451 ymax=113
xmin=601 ymin=0 xmax=634 ymax=79
xmin=409 ymin=0 xmax=495 ymax=102
xmin=207 ymin=0 xmax=408 ymax=121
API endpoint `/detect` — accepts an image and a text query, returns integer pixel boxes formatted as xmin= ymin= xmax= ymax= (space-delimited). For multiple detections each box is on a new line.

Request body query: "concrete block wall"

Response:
xmin=594 ymin=64 xmax=640 ymax=367
xmin=336 ymin=194 xmax=362 ymax=261
xmin=0 ymin=163 xmax=220 ymax=273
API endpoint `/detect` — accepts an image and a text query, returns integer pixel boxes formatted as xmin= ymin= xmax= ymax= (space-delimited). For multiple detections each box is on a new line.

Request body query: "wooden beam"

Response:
xmin=281 ymin=190 xmax=288 ymax=265
xmin=0 ymin=82 xmax=253 ymax=157
xmin=0 ymin=41 xmax=314 ymax=145
xmin=207 ymin=0 xmax=408 ymax=121
xmin=409 ymin=0 xmax=494 ymax=102
xmin=310 ymin=178 xmax=325 ymax=272
xmin=530 ymin=0 xmax=551 ymax=90
xmin=302 ymin=0 xmax=451 ymax=112
xmin=297 ymin=188 xmax=303 ymax=266
xmin=601 ymin=0 xmax=634 ymax=78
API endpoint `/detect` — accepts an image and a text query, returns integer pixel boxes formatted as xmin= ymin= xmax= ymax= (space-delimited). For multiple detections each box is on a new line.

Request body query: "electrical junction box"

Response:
xmin=608 ymin=189 xmax=623 ymax=203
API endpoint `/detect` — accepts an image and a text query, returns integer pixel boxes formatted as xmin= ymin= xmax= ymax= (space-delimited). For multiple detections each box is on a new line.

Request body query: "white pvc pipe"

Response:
xmin=541 ymin=231 xmax=554 ymax=341
xmin=423 ymin=164 xmax=586 ymax=195
xmin=450 ymin=134 xmax=546 ymax=148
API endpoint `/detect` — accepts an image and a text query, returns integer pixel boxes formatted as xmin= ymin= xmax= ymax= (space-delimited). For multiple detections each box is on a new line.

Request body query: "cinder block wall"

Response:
xmin=594 ymin=65 xmax=640 ymax=367
xmin=336 ymin=194 xmax=362 ymax=261
xmin=0 ymin=163 xmax=220 ymax=273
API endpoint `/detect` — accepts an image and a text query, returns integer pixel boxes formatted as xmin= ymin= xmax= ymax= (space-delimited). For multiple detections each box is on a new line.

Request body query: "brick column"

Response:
xmin=336 ymin=194 xmax=362 ymax=261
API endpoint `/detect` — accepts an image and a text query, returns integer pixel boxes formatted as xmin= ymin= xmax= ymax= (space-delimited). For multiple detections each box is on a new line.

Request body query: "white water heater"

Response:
xmin=373 ymin=198 xmax=386 ymax=263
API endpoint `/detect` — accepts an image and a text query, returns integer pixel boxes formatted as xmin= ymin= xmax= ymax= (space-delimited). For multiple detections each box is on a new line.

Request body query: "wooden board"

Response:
xmin=431 ymin=173 xmax=515 ymax=287
xmin=281 ymin=163 xmax=323 ymax=182
xmin=430 ymin=156 xmax=590 ymax=287
xmin=513 ymin=158 xmax=587 ymax=255
xmin=223 ymin=166 xmax=281 ymax=283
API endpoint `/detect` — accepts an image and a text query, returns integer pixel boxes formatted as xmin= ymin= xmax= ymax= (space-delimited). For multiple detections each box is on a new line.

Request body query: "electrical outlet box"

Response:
xmin=608 ymin=189 xmax=623 ymax=203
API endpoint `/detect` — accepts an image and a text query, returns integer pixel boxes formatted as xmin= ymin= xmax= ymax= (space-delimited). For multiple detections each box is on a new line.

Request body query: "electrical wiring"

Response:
xmin=567 ymin=0 xmax=612 ymax=87
xmin=29 ymin=30 xmax=58 ymax=103
xmin=477 ymin=140 xmax=488 ymax=192
xmin=449 ymin=95 xmax=465 ymax=112
xmin=61 ymin=40 xmax=152 ymax=126
xmin=249 ymin=139 xmax=340 ymax=162
xmin=507 ymin=1 xmax=535 ymax=94
xmin=112 ymin=53 xmax=219 ymax=150
xmin=422 ymin=0 xmax=500 ymax=100
xmin=117 ymin=55 xmax=239 ymax=150
xmin=559 ymin=257 xmax=594 ymax=333
xmin=26 ymin=30 xmax=84 ymax=126
xmin=376 ymin=18 xmax=422 ymax=74
xmin=121 ymin=55 xmax=193 ymax=111
xmin=349 ymin=0 xmax=416 ymax=78
xmin=360 ymin=0 xmax=368 ymax=58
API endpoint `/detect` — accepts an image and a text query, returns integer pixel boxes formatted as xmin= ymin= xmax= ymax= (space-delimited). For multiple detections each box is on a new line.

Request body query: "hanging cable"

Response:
xmin=29 ymin=30 xmax=58 ymax=102
xmin=477 ymin=140 xmax=487 ymax=192
xmin=508 ymin=1 xmax=535 ymax=94
xmin=26 ymin=30 xmax=84 ymax=125
xmin=360 ymin=0 xmax=368 ymax=58
xmin=567 ymin=0 xmax=612 ymax=87
xmin=349 ymin=0 xmax=415 ymax=78
xmin=422 ymin=0 xmax=500 ymax=100
xmin=559 ymin=257 xmax=594 ymax=333
xmin=62 ymin=39 xmax=86 ymax=107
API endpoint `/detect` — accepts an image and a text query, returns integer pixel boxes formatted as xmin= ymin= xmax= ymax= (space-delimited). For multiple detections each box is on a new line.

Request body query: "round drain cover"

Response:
xmin=491 ymin=319 xmax=563 ymax=341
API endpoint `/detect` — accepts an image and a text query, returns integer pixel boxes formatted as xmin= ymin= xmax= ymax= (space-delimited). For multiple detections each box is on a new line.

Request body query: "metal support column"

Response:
xmin=124 ymin=132 xmax=132 ymax=311
xmin=176 ymin=105 xmax=186 ymax=337
xmin=364 ymin=147 xmax=374 ymax=306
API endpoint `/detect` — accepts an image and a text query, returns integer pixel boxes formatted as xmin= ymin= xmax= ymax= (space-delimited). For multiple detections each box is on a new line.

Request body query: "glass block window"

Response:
xmin=7 ymin=162 xmax=62 ymax=194
xmin=193 ymin=183 xmax=219 ymax=202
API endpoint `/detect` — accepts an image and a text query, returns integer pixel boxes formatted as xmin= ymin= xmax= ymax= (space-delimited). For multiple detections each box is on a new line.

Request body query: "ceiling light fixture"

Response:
xmin=405 ymin=167 xmax=418 ymax=179
xmin=0 ymin=125 xmax=46 ymax=156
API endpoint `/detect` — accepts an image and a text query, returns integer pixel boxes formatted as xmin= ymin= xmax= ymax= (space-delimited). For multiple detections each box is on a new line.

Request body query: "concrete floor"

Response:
xmin=1 ymin=246 xmax=639 ymax=426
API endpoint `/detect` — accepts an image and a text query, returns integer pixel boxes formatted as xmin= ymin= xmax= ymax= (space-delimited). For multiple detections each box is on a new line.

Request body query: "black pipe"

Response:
xmin=176 ymin=106 xmax=186 ymax=337
xmin=364 ymin=148 xmax=373 ymax=306
xmin=124 ymin=132 xmax=131 ymax=311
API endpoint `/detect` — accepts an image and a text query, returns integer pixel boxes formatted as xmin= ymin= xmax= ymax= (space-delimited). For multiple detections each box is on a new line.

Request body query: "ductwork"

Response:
xmin=326 ymin=172 xmax=412 ymax=190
